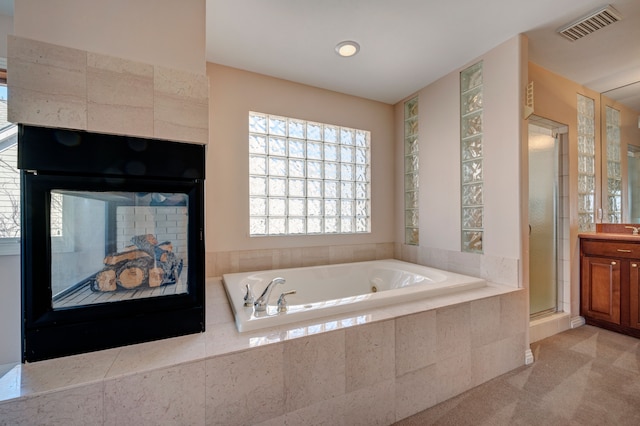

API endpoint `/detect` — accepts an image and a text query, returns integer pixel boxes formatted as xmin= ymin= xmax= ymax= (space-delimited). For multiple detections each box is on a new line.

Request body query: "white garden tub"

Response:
xmin=222 ymin=259 xmax=486 ymax=332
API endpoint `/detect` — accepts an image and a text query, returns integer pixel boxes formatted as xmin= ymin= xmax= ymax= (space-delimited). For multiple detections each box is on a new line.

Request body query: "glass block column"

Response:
xmin=605 ymin=106 xmax=621 ymax=223
xmin=577 ymin=94 xmax=596 ymax=232
xmin=404 ymin=96 xmax=419 ymax=245
xmin=460 ymin=62 xmax=484 ymax=253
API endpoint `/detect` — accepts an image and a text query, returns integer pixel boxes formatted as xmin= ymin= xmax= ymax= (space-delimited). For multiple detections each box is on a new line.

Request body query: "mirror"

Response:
xmin=601 ymin=81 xmax=640 ymax=223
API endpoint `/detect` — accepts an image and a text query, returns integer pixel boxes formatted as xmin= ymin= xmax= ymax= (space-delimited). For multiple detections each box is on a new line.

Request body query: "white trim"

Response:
xmin=525 ymin=348 xmax=534 ymax=365
xmin=571 ymin=316 xmax=586 ymax=328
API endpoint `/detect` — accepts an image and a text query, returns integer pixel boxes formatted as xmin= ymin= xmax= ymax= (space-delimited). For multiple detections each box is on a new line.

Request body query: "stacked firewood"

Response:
xmin=91 ymin=234 xmax=183 ymax=292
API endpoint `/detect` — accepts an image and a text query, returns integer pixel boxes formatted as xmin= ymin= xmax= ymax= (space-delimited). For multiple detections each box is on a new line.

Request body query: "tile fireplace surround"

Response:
xmin=0 ymin=271 xmax=525 ymax=425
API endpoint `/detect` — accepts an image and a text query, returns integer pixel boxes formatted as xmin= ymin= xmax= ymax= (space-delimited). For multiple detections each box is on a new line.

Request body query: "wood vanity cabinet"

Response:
xmin=580 ymin=235 xmax=640 ymax=337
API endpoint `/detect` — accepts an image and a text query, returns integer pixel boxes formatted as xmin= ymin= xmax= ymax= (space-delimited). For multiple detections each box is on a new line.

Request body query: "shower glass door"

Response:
xmin=529 ymin=124 xmax=558 ymax=317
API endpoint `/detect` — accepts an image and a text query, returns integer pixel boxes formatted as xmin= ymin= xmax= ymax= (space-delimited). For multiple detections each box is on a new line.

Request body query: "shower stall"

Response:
xmin=528 ymin=121 xmax=567 ymax=318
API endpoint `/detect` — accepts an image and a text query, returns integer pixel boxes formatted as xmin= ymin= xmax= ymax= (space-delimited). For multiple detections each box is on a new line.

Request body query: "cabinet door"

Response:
xmin=581 ymin=256 xmax=621 ymax=324
xmin=630 ymin=262 xmax=640 ymax=330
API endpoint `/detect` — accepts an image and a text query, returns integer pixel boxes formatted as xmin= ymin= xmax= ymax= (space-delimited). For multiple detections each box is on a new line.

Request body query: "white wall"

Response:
xmin=206 ymin=63 xmax=395 ymax=252
xmin=397 ymin=36 xmax=524 ymax=261
xmin=13 ymin=0 xmax=205 ymax=74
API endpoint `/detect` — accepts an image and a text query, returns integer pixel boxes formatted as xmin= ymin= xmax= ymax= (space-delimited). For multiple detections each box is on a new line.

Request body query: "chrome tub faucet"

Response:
xmin=254 ymin=277 xmax=286 ymax=311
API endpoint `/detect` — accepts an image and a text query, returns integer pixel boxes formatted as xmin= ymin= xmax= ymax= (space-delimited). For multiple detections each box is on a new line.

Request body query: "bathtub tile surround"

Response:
xmin=0 ymin=277 xmax=526 ymax=424
xmin=284 ymin=330 xmax=345 ymax=412
xmin=345 ymin=320 xmax=396 ymax=392
xmin=104 ymin=361 xmax=206 ymax=426
xmin=206 ymin=345 xmax=285 ymax=426
xmin=7 ymin=35 xmax=209 ymax=144
xmin=206 ymin=242 xmax=395 ymax=277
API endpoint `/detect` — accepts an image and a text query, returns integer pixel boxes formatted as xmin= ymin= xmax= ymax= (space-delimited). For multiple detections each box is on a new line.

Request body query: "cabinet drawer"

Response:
xmin=581 ymin=240 xmax=640 ymax=259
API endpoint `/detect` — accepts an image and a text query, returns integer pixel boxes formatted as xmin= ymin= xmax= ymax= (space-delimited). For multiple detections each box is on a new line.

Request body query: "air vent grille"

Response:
xmin=558 ymin=5 xmax=622 ymax=41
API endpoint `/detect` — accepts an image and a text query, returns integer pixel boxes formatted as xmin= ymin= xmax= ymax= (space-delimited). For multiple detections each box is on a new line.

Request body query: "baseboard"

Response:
xmin=571 ymin=316 xmax=586 ymax=329
xmin=525 ymin=348 xmax=534 ymax=365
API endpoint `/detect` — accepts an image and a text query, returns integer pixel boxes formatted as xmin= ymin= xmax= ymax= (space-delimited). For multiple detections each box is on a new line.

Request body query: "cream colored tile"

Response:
xmin=344 ymin=379 xmax=396 ymax=426
xmin=395 ymin=364 xmax=437 ymax=420
xmin=447 ymin=250 xmax=481 ymax=277
xmin=500 ymin=290 xmax=527 ymax=339
xmin=0 ymin=382 xmax=103 ymax=426
xmin=283 ymin=330 xmax=345 ymax=412
xmin=301 ymin=246 xmax=331 ymax=267
xmin=206 ymin=344 xmax=284 ymax=426
xmin=436 ymin=302 xmax=471 ymax=361
xmin=104 ymin=361 xmax=206 ymax=426
xmin=329 ymin=245 xmax=354 ymax=264
xmin=237 ymin=249 xmax=274 ymax=272
xmin=375 ymin=242 xmax=395 ymax=260
xmin=256 ymin=395 xmax=346 ymax=426
xmin=395 ymin=310 xmax=436 ymax=376
xmin=498 ymin=332 xmax=527 ymax=375
xmin=18 ymin=348 xmax=119 ymax=395
xmin=481 ymin=255 xmax=519 ymax=286
xmin=205 ymin=251 xmax=218 ymax=277
xmin=345 ymin=320 xmax=395 ymax=392
xmin=87 ymin=52 xmax=154 ymax=137
xmin=470 ymin=296 xmax=501 ymax=348
xmin=435 ymin=351 xmax=472 ymax=403
xmin=106 ymin=333 xmax=206 ymax=379
xmin=471 ymin=339 xmax=503 ymax=387
xmin=352 ymin=244 xmax=377 ymax=262
xmin=206 ymin=299 xmax=234 ymax=326
xmin=7 ymin=36 xmax=87 ymax=129
xmin=154 ymin=66 xmax=208 ymax=144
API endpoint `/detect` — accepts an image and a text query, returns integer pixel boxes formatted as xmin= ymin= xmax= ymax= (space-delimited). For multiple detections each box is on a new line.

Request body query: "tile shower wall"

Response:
xmin=0 ymin=280 xmax=527 ymax=425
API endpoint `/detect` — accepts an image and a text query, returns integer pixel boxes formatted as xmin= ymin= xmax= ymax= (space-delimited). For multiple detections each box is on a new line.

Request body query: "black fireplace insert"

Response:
xmin=19 ymin=125 xmax=205 ymax=362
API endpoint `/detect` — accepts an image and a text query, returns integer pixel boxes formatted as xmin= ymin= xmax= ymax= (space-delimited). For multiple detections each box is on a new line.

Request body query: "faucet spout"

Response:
xmin=254 ymin=277 xmax=285 ymax=311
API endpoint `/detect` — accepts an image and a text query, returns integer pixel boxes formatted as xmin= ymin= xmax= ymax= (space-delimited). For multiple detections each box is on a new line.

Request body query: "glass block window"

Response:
xmin=577 ymin=94 xmax=596 ymax=232
xmin=404 ymin=96 xmax=419 ymax=245
xmin=248 ymin=112 xmax=371 ymax=236
xmin=605 ymin=106 xmax=621 ymax=223
xmin=460 ymin=61 xmax=483 ymax=253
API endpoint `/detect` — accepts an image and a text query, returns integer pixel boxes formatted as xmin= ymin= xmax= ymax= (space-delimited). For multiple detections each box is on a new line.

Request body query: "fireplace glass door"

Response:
xmin=51 ymin=190 xmax=189 ymax=309
xmin=19 ymin=124 xmax=205 ymax=362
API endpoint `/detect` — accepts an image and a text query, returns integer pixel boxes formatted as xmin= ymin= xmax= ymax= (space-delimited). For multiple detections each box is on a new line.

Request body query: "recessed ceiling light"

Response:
xmin=335 ymin=41 xmax=360 ymax=57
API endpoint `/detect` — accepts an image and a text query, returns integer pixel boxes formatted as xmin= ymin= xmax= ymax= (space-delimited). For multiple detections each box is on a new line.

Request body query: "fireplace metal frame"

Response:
xmin=19 ymin=125 xmax=206 ymax=362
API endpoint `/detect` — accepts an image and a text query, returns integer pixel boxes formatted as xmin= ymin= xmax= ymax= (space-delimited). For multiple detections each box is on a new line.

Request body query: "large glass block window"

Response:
xmin=404 ymin=96 xmax=419 ymax=245
xmin=577 ymin=94 xmax=596 ymax=232
xmin=605 ymin=106 xmax=621 ymax=223
xmin=460 ymin=62 xmax=484 ymax=253
xmin=248 ymin=112 xmax=371 ymax=236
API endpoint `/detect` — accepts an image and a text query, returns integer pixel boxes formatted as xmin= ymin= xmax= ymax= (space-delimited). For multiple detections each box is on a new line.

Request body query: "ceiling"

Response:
xmin=0 ymin=1 xmax=638 ymax=108
xmin=207 ymin=0 xmax=640 ymax=109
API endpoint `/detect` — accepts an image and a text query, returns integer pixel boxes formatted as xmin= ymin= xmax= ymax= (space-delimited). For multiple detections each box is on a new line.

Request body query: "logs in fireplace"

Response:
xmin=93 ymin=234 xmax=183 ymax=292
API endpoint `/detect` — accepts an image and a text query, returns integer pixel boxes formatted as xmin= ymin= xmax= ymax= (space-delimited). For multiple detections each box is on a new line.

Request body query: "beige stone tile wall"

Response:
xmin=7 ymin=35 xmax=208 ymax=144
xmin=0 ymin=289 xmax=527 ymax=425
xmin=206 ymin=242 xmax=396 ymax=277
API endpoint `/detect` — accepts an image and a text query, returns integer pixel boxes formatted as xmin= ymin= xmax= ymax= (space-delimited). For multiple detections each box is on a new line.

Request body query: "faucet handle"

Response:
xmin=243 ymin=284 xmax=255 ymax=307
xmin=625 ymin=226 xmax=640 ymax=235
xmin=277 ymin=290 xmax=296 ymax=313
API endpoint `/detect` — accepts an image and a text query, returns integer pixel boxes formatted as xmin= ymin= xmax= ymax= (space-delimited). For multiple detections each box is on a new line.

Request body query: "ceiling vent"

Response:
xmin=557 ymin=4 xmax=622 ymax=41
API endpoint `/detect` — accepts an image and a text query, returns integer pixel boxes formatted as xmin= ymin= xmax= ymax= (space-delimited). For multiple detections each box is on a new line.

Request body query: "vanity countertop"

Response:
xmin=578 ymin=232 xmax=640 ymax=242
